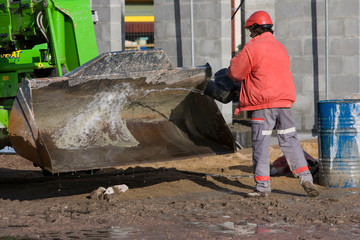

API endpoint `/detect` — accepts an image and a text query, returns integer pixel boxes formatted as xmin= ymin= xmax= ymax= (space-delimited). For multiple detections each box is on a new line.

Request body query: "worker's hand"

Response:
xmin=234 ymin=107 xmax=240 ymax=115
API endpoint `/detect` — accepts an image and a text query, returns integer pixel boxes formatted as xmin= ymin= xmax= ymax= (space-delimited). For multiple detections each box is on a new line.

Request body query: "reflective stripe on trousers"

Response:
xmin=251 ymin=108 xmax=313 ymax=193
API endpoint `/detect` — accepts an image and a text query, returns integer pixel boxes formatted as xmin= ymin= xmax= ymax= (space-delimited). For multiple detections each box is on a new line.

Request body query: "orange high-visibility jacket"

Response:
xmin=228 ymin=32 xmax=296 ymax=112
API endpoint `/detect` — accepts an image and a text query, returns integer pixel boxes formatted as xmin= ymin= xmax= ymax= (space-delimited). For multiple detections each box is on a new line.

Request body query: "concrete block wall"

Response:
xmin=154 ymin=0 xmax=233 ymax=123
xmin=275 ymin=0 xmax=360 ymax=132
xmin=97 ymin=0 xmax=360 ymax=132
xmin=154 ymin=0 xmax=231 ymax=69
xmin=275 ymin=0 xmax=320 ymax=132
xmin=241 ymin=0 xmax=276 ymax=44
xmin=92 ymin=0 xmax=124 ymax=54
xmin=238 ymin=0 xmax=360 ymax=132
xmin=324 ymin=0 xmax=360 ymax=99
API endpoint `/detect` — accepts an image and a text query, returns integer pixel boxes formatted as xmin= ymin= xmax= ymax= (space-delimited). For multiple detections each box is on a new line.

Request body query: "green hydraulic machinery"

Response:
xmin=0 ymin=0 xmax=98 ymax=148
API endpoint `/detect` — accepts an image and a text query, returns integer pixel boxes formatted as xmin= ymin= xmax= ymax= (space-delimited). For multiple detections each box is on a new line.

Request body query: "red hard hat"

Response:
xmin=245 ymin=11 xmax=273 ymax=28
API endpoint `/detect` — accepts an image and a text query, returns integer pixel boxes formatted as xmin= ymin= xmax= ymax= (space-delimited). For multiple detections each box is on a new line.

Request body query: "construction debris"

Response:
xmin=271 ymin=151 xmax=319 ymax=176
xmin=89 ymin=184 xmax=129 ymax=201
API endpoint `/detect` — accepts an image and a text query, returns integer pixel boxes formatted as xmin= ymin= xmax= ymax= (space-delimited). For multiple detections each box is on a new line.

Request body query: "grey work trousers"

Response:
xmin=251 ymin=108 xmax=313 ymax=193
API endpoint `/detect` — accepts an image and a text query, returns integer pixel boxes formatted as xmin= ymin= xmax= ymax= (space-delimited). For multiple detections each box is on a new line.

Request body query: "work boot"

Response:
xmin=246 ymin=191 xmax=270 ymax=198
xmin=302 ymin=181 xmax=319 ymax=198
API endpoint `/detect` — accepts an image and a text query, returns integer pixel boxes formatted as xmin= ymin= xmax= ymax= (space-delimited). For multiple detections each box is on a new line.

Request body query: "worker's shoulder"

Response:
xmin=246 ymin=34 xmax=284 ymax=51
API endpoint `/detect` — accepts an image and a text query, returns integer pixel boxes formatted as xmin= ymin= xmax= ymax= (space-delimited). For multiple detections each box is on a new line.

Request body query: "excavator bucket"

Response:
xmin=8 ymin=50 xmax=236 ymax=173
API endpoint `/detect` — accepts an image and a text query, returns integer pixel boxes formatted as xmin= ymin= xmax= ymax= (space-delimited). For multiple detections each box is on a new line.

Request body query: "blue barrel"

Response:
xmin=318 ymin=99 xmax=360 ymax=188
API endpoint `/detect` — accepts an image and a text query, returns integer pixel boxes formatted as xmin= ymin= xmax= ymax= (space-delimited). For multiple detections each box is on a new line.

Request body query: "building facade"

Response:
xmin=154 ymin=0 xmax=360 ymax=132
xmin=93 ymin=0 xmax=360 ymax=133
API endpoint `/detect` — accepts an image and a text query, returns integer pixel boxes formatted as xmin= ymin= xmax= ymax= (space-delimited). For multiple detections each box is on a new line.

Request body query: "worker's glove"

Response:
xmin=234 ymin=107 xmax=240 ymax=115
xmin=203 ymin=68 xmax=240 ymax=104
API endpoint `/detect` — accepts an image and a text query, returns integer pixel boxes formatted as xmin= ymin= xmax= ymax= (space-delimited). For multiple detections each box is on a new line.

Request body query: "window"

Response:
xmin=125 ymin=1 xmax=154 ymax=50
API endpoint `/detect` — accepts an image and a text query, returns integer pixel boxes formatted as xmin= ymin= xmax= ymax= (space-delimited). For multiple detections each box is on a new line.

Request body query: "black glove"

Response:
xmin=204 ymin=68 xmax=240 ymax=103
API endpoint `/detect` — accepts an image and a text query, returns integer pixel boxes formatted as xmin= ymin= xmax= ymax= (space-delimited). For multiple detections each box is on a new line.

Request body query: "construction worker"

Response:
xmin=227 ymin=11 xmax=319 ymax=198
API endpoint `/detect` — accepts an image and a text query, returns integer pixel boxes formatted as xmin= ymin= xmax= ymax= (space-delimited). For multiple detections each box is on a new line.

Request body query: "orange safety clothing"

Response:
xmin=228 ymin=32 xmax=296 ymax=112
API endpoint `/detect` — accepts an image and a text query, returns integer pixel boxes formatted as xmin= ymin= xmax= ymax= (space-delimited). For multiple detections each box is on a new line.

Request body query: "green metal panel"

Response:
xmin=0 ymin=108 xmax=9 ymax=128
xmin=0 ymin=45 xmax=52 ymax=73
xmin=0 ymin=0 xmax=99 ymax=148
xmin=43 ymin=0 xmax=63 ymax=75
xmin=1 ymin=0 xmax=98 ymax=74
xmin=0 ymin=0 xmax=14 ymax=44
xmin=10 ymin=0 xmax=36 ymax=38
xmin=52 ymin=0 xmax=98 ymax=70
xmin=0 ymin=72 xmax=18 ymax=97
xmin=52 ymin=8 xmax=66 ymax=65
xmin=0 ymin=97 xmax=13 ymax=129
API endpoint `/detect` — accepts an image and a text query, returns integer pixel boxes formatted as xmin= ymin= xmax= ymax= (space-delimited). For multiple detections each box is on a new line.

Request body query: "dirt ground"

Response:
xmin=1 ymin=138 xmax=360 ymax=240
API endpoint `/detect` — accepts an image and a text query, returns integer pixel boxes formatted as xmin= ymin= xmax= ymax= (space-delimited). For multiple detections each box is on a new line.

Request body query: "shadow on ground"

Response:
xmin=0 ymin=165 xmax=307 ymax=201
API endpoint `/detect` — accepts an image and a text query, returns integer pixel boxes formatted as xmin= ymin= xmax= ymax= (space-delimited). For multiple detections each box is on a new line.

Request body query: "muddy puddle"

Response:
xmin=1 ymin=139 xmax=360 ymax=239
xmin=5 ymin=219 xmax=359 ymax=239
